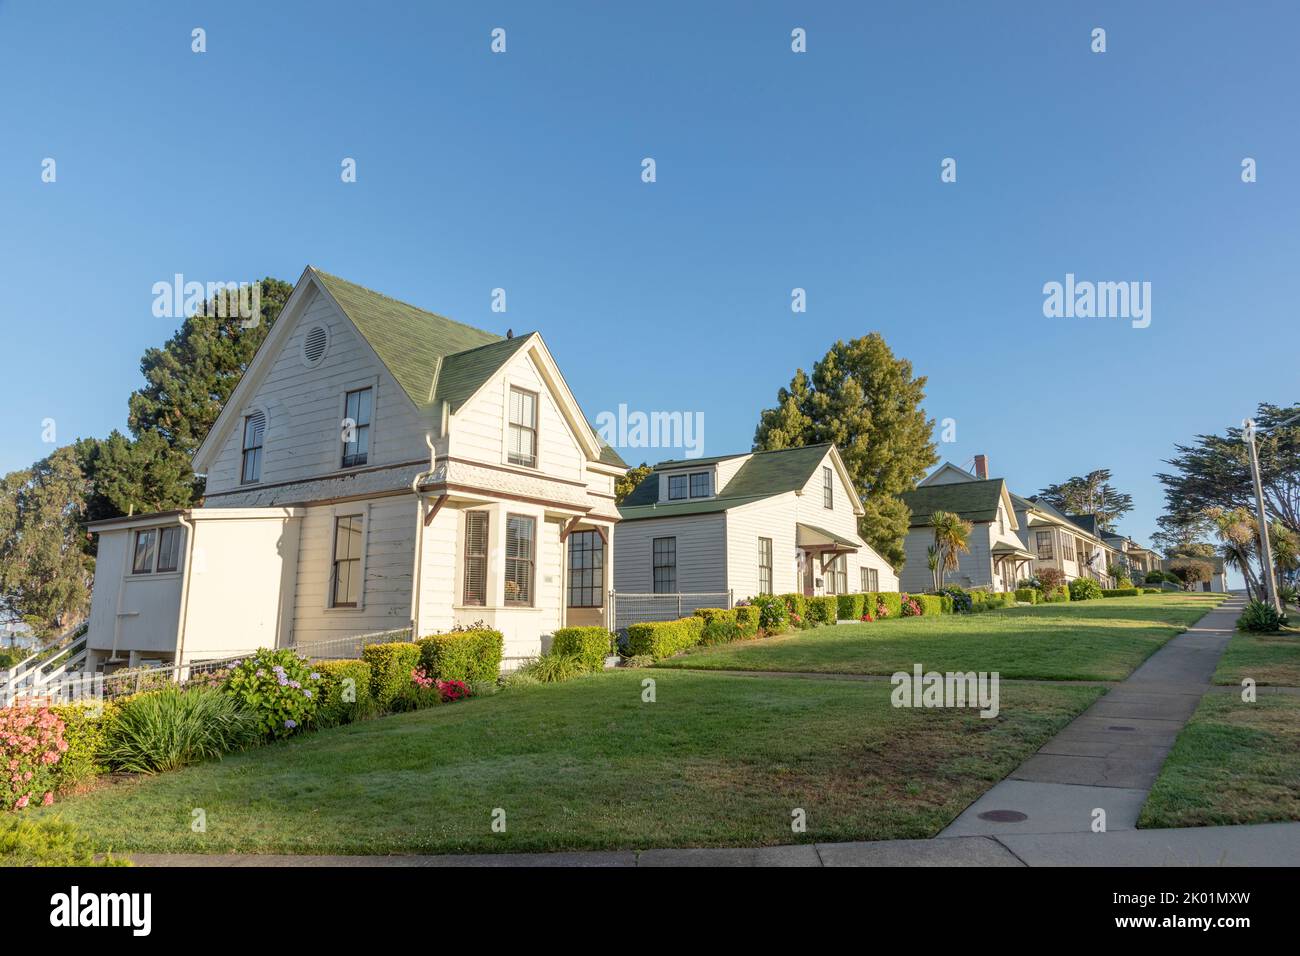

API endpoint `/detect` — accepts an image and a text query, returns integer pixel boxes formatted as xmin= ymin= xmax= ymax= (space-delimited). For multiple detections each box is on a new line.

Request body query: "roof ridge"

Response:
xmin=446 ymin=332 xmax=535 ymax=359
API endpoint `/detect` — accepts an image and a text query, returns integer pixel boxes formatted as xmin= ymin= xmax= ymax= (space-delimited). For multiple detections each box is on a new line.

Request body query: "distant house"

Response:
xmin=1102 ymin=533 xmax=1163 ymax=580
xmin=1162 ymin=554 xmax=1230 ymax=592
xmin=1012 ymin=495 xmax=1119 ymax=588
xmin=613 ymin=443 xmax=898 ymax=605
xmin=898 ymin=459 xmax=1034 ymax=593
xmin=84 ymin=267 xmax=626 ymax=672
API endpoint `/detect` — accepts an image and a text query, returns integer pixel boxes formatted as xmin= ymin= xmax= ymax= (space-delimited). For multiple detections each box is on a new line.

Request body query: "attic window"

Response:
xmin=302 ymin=325 xmax=329 ymax=366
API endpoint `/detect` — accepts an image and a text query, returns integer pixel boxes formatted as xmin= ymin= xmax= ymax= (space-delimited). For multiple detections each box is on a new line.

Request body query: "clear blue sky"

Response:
xmin=2 ymin=1 xmax=1296 ymax=568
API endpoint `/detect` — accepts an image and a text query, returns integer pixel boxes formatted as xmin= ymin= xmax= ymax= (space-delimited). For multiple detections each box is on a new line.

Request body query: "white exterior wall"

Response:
xmin=791 ymin=452 xmax=897 ymax=597
xmin=613 ymin=514 xmax=727 ymax=594
xmin=85 ymin=525 xmax=185 ymax=664
xmin=726 ymin=495 xmax=800 ymax=599
xmin=204 ymin=288 xmax=429 ymax=499
xmin=292 ymin=495 xmax=416 ymax=641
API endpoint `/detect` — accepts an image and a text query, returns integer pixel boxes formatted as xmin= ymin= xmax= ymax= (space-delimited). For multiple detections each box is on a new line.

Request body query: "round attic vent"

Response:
xmin=302 ymin=325 xmax=329 ymax=366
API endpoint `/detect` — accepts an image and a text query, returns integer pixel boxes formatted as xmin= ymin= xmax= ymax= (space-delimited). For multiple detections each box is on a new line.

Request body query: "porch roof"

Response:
xmin=796 ymin=522 xmax=861 ymax=553
xmin=991 ymin=542 xmax=1036 ymax=560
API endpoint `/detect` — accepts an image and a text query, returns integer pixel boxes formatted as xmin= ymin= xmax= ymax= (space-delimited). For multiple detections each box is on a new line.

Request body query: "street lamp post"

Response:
xmin=1243 ymin=419 xmax=1279 ymax=611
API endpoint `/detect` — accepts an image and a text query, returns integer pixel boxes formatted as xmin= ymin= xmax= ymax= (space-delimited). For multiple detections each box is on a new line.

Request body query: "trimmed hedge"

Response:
xmin=1102 ymin=587 xmax=1141 ymax=598
xmin=869 ymin=592 xmax=903 ymax=618
xmin=693 ymin=607 xmax=737 ymax=624
xmin=549 ymin=627 xmax=611 ymax=673
xmin=700 ymin=620 xmax=743 ymax=646
xmin=837 ymin=593 xmax=866 ymax=620
xmin=752 ymin=595 xmax=787 ymax=631
xmin=1141 ymin=587 xmax=1162 ymax=594
xmin=625 ymin=616 xmax=705 ymax=660
xmin=779 ymin=593 xmax=807 ymax=622
xmin=418 ymin=628 xmax=504 ymax=683
xmin=1014 ymin=587 xmax=1038 ymax=604
xmin=362 ymin=642 xmax=422 ymax=708
xmin=806 ymin=596 xmax=837 ymax=626
xmin=733 ymin=605 xmax=761 ymax=636
xmin=915 ymin=594 xmax=945 ymax=616
xmin=314 ymin=659 xmax=374 ymax=726
xmin=50 ymin=701 xmax=119 ymax=791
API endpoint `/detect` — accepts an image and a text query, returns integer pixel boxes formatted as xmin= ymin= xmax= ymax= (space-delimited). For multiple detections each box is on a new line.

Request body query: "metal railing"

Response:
xmin=609 ymin=591 xmax=732 ymax=630
xmin=293 ymin=627 xmax=412 ymax=661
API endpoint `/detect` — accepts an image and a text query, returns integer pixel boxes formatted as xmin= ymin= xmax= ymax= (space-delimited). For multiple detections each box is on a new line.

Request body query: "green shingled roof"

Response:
xmin=900 ymin=479 xmax=1007 ymax=527
xmin=618 ymin=443 xmax=834 ymax=520
xmin=314 ymin=269 xmax=501 ymax=410
xmin=312 ymin=269 xmax=625 ymax=468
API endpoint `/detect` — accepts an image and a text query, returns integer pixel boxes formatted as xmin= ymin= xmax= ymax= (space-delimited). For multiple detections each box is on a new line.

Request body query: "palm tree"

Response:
xmin=926 ymin=546 xmax=941 ymax=591
xmin=931 ymin=510 xmax=973 ymax=588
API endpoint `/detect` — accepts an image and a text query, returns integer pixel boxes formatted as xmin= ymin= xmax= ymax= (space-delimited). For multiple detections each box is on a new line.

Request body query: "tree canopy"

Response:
xmin=1036 ymin=468 xmax=1133 ymax=531
xmin=753 ymin=334 xmax=937 ymax=568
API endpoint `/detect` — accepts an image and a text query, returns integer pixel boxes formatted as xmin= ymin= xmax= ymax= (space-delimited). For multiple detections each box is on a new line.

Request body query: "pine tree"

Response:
xmin=753 ymin=334 xmax=937 ymax=568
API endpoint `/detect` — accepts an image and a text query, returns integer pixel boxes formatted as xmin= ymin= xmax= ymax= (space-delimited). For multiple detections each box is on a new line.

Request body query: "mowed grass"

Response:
xmin=36 ymin=671 xmax=1100 ymax=855
xmin=655 ymin=594 xmax=1225 ymax=681
xmin=1213 ymin=627 xmax=1300 ymax=686
xmin=1139 ymin=693 xmax=1300 ymax=828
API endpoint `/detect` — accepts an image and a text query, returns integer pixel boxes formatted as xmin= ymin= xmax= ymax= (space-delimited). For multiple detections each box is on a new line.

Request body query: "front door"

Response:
xmin=802 ymin=551 xmax=815 ymax=596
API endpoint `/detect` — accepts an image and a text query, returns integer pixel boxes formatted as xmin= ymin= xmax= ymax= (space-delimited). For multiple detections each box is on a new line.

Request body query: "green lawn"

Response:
xmin=37 ymin=671 xmax=1100 ymax=855
xmin=1139 ymin=693 xmax=1300 ymax=828
xmin=655 ymin=594 xmax=1225 ymax=681
xmin=1213 ymin=628 xmax=1300 ymax=686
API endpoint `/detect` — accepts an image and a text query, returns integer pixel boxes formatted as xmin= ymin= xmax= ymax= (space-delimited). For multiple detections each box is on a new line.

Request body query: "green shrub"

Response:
xmin=837 ymin=594 xmax=865 ymax=620
xmin=313 ymin=659 xmax=374 ymax=726
xmin=915 ymin=594 xmax=945 ymax=616
xmin=751 ymin=595 xmax=787 ymax=632
xmin=693 ymin=607 xmax=737 ymax=624
xmin=1015 ymin=587 xmax=1038 ymax=604
xmin=50 ymin=701 xmax=120 ymax=791
xmin=103 ymin=688 xmax=261 ymax=774
xmin=0 ymin=817 xmax=129 ymax=867
xmin=1041 ymin=585 xmax=1071 ymax=603
xmin=806 ymin=596 xmax=837 ymax=625
xmin=622 ymin=654 xmax=656 ymax=669
xmin=417 ymin=628 xmax=504 ymax=683
xmin=779 ymin=593 xmax=807 ymax=625
xmin=871 ymin=592 xmax=903 ymax=618
xmin=549 ymin=627 xmax=611 ymax=673
xmin=1141 ymin=586 xmax=1162 ymax=594
xmin=1237 ymin=600 xmax=1290 ymax=633
xmin=519 ymin=653 xmax=590 ymax=683
xmin=733 ymin=605 xmax=761 ymax=636
xmin=222 ymin=648 xmax=323 ymax=738
xmin=362 ymin=641 xmax=422 ymax=708
xmin=1101 ymin=587 xmax=1141 ymax=598
xmin=625 ymin=617 xmax=704 ymax=660
xmin=700 ymin=620 xmax=743 ymax=646
xmin=1144 ymin=570 xmax=1166 ymax=584
xmin=1069 ymin=578 xmax=1103 ymax=601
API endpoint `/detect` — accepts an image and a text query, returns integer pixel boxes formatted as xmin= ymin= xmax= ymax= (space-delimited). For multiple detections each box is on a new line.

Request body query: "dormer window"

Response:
xmin=668 ymin=474 xmax=687 ymax=500
xmin=689 ymin=471 xmax=710 ymax=498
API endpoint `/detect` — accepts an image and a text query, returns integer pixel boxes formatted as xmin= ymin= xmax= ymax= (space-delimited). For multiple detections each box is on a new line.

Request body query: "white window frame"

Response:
xmin=504 ymin=383 xmax=540 ymax=470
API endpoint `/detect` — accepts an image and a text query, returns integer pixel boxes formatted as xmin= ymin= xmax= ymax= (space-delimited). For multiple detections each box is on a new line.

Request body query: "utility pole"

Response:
xmin=1243 ymin=419 xmax=1280 ymax=611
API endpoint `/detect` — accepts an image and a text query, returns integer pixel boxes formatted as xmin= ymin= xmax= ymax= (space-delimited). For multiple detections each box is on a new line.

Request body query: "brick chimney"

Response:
xmin=973 ymin=454 xmax=989 ymax=479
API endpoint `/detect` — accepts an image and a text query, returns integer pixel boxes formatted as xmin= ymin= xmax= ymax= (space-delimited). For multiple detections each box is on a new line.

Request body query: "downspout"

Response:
xmin=409 ymin=431 xmax=439 ymax=640
xmin=173 ymin=513 xmax=196 ymax=679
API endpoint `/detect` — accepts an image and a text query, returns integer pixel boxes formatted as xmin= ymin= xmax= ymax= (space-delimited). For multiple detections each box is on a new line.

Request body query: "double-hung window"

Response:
xmin=463 ymin=511 xmax=489 ymax=606
xmin=652 ymin=537 xmax=676 ymax=593
xmin=331 ymin=515 xmax=364 ymax=607
xmin=826 ymin=554 xmax=847 ymax=595
xmin=861 ymin=567 xmax=879 ymax=592
xmin=667 ymin=474 xmax=687 ymax=500
xmin=508 ymin=387 xmax=538 ymax=467
xmin=341 ymin=387 xmax=372 ymax=468
xmin=758 ymin=537 xmax=773 ymax=594
xmin=241 ymin=412 xmax=265 ymax=484
xmin=823 ymin=466 xmax=833 ymax=509
xmin=1035 ymin=531 xmax=1054 ymax=560
xmin=689 ymin=471 xmax=710 ymax=498
xmin=505 ymin=514 xmax=535 ymax=606
xmin=567 ymin=530 xmax=604 ymax=608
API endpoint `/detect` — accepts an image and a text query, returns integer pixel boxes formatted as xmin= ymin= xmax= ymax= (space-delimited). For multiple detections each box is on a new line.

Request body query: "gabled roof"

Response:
xmin=312 ymin=269 xmax=504 ymax=411
xmin=1065 ymin=513 xmax=1101 ymax=536
xmin=901 ymin=478 xmax=1008 ymax=527
xmin=618 ymin=443 xmax=840 ymax=519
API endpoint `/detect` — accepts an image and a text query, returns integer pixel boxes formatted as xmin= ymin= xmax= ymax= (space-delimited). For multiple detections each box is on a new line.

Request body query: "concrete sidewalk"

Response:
xmin=129 ymin=821 xmax=1300 ymax=867
xmin=940 ymin=596 xmax=1245 ymax=838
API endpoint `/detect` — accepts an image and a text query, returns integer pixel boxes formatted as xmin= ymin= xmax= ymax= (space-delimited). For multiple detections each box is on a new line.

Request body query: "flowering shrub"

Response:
xmin=437 ymin=679 xmax=471 ymax=703
xmin=860 ymin=613 xmax=875 ymax=623
xmin=941 ymin=585 xmax=973 ymax=614
xmin=411 ymin=667 xmax=435 ymax=689
xmin=0 ymin=707 xmax=67 ymax=812
xmin=900 ymin=595 xmax=923 ymax=617
xmin=874 ymin=598 xmax=889 ymax=618
xmin=752 ymin=594 xmax=787 ymax=632
xmin=222 ymin=649 xmax=323 ymax=738
xmin=789 ymin=612 xmax=803 ymax=628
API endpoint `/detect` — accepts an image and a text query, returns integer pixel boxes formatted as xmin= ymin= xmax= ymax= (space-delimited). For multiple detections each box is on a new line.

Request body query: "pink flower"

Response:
xmin=41 ymin=791 xmax=53 ymax=806
xmin=14 ymin=794 xmax=28 ymax=809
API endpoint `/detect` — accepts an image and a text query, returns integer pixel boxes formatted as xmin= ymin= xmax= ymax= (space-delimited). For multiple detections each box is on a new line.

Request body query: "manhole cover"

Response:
xmin=977 ymin=809 xmax=1028 ymax=823
xmin=1108 ymin=725 xmax=1136 ymax=731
